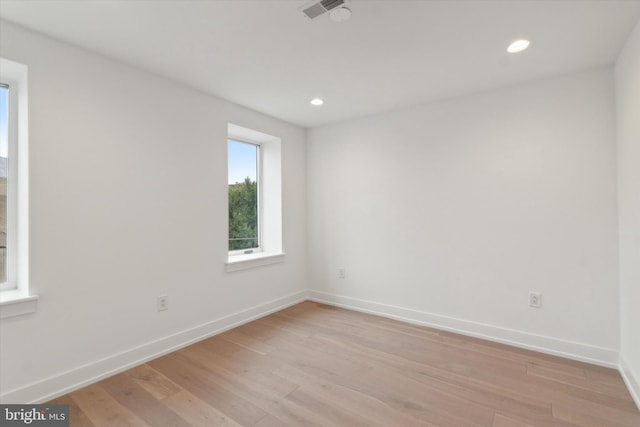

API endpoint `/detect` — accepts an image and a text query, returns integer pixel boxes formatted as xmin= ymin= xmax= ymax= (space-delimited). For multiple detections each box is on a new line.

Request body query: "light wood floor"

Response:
xmin=49 ymin=301 xmax=640 ymax=426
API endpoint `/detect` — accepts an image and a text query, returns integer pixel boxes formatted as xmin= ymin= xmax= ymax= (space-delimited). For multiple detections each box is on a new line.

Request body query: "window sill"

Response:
xmin=226 ymin=252 xmax=285 ymax=272
xmin=0 ymin=290 xmax=38 ymax=319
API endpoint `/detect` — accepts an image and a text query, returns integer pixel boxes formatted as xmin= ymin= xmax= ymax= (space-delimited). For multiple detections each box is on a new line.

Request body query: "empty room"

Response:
xmin=1 ymin=0 xmax=639 ymax=425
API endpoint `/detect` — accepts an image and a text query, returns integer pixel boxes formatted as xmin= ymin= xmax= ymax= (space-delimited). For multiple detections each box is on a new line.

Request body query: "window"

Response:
xmin=226 ymin=123 xmax=283 ymax=272
xmin=0 ymin=57 xmax=34 ymax=318
xmin=228 ymin=139 xmax=260 ymax=253
xmin=0 ymin=84 xmax=8 ymax=285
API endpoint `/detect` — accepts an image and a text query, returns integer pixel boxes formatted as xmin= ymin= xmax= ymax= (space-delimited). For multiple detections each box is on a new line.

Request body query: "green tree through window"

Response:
xmin=229 ymin=177 xmax=258 ymax=250
xmin=228 ymin=140 xmax=259 ymax=251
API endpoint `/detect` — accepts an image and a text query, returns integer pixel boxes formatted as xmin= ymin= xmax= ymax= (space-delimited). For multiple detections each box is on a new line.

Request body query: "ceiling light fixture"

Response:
xmin=329 ymin=6 xmax=352 ymax=22
xmin=507 ymin=39 xmax=531 ymax=53
xmin=310 ymin=98 xmax=324 ymax=106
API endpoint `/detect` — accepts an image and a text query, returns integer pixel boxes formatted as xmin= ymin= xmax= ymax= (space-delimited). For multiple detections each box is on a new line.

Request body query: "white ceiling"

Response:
xmin=1 ymin=0 xmax=639 ymax=128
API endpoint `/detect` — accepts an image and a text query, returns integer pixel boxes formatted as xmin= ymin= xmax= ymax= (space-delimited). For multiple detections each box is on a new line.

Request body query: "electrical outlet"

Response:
xmin=338 ymin=268 xmax=346 ymax=279
xmin=529 ymin=292 xmax=542 ymax=308
xmin=157 ymin=295 xmax=168 ymax=311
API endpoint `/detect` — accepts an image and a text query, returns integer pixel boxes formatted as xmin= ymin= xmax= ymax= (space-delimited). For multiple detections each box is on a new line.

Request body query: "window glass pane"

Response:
xmin=0 ymin=86 xmax=8 ymax=283
xmin=228 ymin=140 xmax=259 ymax=251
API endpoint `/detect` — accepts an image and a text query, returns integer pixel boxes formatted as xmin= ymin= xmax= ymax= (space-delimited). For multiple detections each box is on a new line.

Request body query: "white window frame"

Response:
xmin=0 ymin=57 xmax=36 ymax=319
xmin=226 ymin=123 xmax=283 ymax=272
xmin=228 ymin=138 xmax=262 ymax=256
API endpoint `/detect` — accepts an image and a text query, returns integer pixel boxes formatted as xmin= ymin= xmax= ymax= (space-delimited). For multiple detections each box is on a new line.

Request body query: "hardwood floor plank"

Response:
xmin=173 ymin=347 xmax=343 ymax=426
xmin=322 ymin=319 xmax=633 ymax=415
xmin=263 ymin=335 xmax=490 ymax=426
xmin=180 ymin=345 xmax=298 ymax=398
xmin=492 ymin=413 xmax=535 ymax=427
xmin=218 ymin=328 xmax=275 ymax=356
xmin=148 ymin=354 xmax=267 ymax=426
xmin=161 ymin=390 xmax=242 ymax=427
xmin=47 ymin=302 xmax=639 ymax=426
xmin=69 ymin=384 xmax=150 ymax=427
xmin=284 ymin=386 xmax=381 ymax=427
xmin=526 ymin=361 xmax=633 ymax=399
xmin=125 ymin=364 xmax=182 ymax=401
xmin=252 ymin=414 xmax=293 ymax=427
xmin=48 ymin=396 xmax=96 ymax=427
xmin=308 ymin=329 xmax=554 ymax=421
xmin=272 ymin=362 xmax=435 ymax=427
xmin=319 ymin=335 xmax=555 ymax=418
xmin=551 ymin=396 xmax=640 ymax=427
xmin=99 ymin=372 xmax=191 ymax=427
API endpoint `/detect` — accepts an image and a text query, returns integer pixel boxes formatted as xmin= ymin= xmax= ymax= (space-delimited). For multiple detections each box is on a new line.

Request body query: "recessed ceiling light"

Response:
xmin=330 ymin=7 xmax=352 ymax=22
xmin=507 ymin=39 xmax=531 ymax=53
xmin=310 ymin=98 xmax=324 ymax=106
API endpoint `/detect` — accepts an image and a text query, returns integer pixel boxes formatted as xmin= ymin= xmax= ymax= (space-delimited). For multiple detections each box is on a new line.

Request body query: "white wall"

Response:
xmin=0 ymin=15 xmax=634 ymax=405
xmin=616 ymin=19 xmax=640 ymax=406
xmin=307 ymin=68 xmax=620 ymax=366
xmin=0 ymin=21 xmax=307 ymax=403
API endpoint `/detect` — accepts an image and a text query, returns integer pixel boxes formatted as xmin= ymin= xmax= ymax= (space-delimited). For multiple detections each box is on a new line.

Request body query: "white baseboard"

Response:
xmin=0 ymin=290 xmax=309 ymax=404
xmin=2 ymin=288 xmax=625 ymax=404
xmin=620 ymin=355 xmax=640 ymax=411
xmin=308 ymin=290 xmax=619 ymax=369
